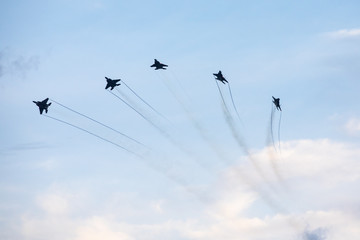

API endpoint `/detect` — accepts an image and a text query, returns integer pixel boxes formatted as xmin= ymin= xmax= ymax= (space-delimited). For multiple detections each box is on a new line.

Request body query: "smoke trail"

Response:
xmin=43 ymin=114 xmax=142 ymax=158
xmin=115 ymin=88 xmax=143 ymax=113
xmin=159 ymin=72 xmax=295 ymax=207
xmin=268 ymin=103 xmax=282 ymax=153
xmin=107 ymin=90 xmax=164 ymax=132
xmin=214 ymin=84 xmax=302 ymax=231
xmin=153 ymin=72 xmax=224 ymax=170
xmin=278 ymin=111 xmax=282 ymax=153
xmin=169 ymin=69 xmax=192 ymax=101
xmin=114 ymin=88 xmax=181 ymax=153
xmin=215 ymin=80 xmax=274 ymax=184
xmin=270 ymin=105 xmax=276 ymax=150
xmin=267 ymin=105 xmax=283 ymax=183
xmin=215 ymin=80 xmax=248 ymax=154
xmin=215 ymin=81 xmax=250 ymax=156
xmin=227 ymin=82 xmax=243 ymax=124
xmin=158 ymin=71 xmax=230 ymax=164
xmin=108 ymin=89 xmax=199 ymax=160
xmin=121 ymin=80 xmax=171 ymax=123
xmin=157 ymin=72 xmax=184 ymax=107
xmin=214 ymin=83 xmax=296 ymax=217
xmin=216 ymin=86 xmax=302 ymax=228
xmin=44 ymin=115 xmax=209 ymax=203
xmin=217 ymin=81 xmax=273 ymax=185
xmin=50 ymin=99 xmax=146 ymax=147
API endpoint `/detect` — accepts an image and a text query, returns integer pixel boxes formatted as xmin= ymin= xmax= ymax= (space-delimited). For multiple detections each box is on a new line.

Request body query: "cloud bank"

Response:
xmin=12 ymin=138 xmax=360 ymax=240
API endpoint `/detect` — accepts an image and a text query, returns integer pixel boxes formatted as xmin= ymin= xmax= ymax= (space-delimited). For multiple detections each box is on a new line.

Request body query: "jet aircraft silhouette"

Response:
xmin=33 ymin=98 xmax=52 ymax=114
xmin=272 ymin=96 xmax=282 ymax=111
xmin=105 ymin=77 xmax=121 ymax=90
xmin=150 ymin=59 xmax=168 ymax=70
xmin=213 ymin=70 xmax=228 ymax=84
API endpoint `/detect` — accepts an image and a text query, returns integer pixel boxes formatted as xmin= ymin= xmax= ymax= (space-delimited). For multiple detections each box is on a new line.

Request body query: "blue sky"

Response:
xmin=1 ymin=1 xmax=360 ymax=239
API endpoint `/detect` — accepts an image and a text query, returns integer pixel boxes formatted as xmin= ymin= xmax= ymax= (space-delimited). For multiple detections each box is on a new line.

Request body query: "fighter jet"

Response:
xmin=33 ymin=98 xmax=52 ymax=114
xmin=150 ymin=59 xmax=168 ymax=70
xmin=272 ymin=96 xmax=282 ymax=111
xmin=213 ymin=71 xmax=228 ymax=84
xmin=105 ymin=77 xmax=121 ymax=90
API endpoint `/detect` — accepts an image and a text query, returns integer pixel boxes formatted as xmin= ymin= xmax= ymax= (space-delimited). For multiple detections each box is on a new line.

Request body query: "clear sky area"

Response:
xmin=1 ymin=1 xmax=360 ymax=239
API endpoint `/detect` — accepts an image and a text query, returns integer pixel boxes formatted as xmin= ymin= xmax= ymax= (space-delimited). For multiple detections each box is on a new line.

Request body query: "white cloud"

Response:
xmin=35 ymin=158 xmax=59 ymax=171
xmin=150 ymin=200 xmax=165 ymax=214
xmin=326 ymin=28 xmax=360 ymax=39
xmin=21 ymin=215 xmax=76 ymax=240
xmin=345 ymin=118 xmax=360 ymax=135
xmin=16 ymin=139 xmax=360 ymax=240
xmin=74 ymin=217 xmax=133 ymax=240
xmin=205 ymin=190 xmax=257 ymax=220
xmin=245 ymin=139 xmax=360 ymax=186
xmin=36 ymin=193 xmax=70 ymax=215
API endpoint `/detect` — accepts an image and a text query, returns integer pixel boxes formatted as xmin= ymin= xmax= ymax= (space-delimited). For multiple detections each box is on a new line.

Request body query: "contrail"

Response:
xmin=269 ymin=104 xmax=282 ymax=153
xmin=227 ymin=82 xmax=243 ymax=124
xmin=215 ymin=80 xmax=248 ymax=153
xmin=215 ymin=84 xmax=298 ymax=221
xmin=121 ymin=80 xmax=171 ymax=123
xmin=107 ymin=90 xmax=167 ymax=135
xmin=278 ymin=111 xmax=282 ymax=153
xmin=154 ymin=71 xmax=230 ymax=172
xmin=215 ymin=80 xmax=247 ymax=150
xmin=158 ymin=71 xmax=230 ymax=164
xmin=108 ymin=89 xmax=197 ymax=159
xmin=267 ymin=106 xmax=283 ymax=183
xmin=43 ymin=114 xmax=142 ymax=158
xmin=115 ymin=88 xmax=143 ymax=113
xmin=214 ymin=83 xmax=295 ymax=217
xmin=114 ymin=88 xmax=178 ymax=148
xmin=215 ymin=80 xmax=271 ymax=182
xmin=270 ymin=105 xmax=276 ymax=150
xmin=44 ymin=115 xmax=209 ymax=203
xmin=169 ymin=69 xmax=192 ymax=101
xmin=115 ymin=87 xmax=170 ymax=131
xmin=50 ymin=98 xmax=146 ymax=147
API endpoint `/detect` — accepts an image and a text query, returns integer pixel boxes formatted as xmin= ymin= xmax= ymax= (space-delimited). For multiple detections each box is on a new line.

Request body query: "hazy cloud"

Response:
xmin=74 ymin=217 xmax=134 ymax=240
xmin=325 ymin=28 xmax=360 ymax=39
xmin=345 ymin=118 xmax=360 ymax=135
xmin=0 ymin=49 xmax=39 ymax=79
xmin=36 ymin=193 xmax=70 ymax=216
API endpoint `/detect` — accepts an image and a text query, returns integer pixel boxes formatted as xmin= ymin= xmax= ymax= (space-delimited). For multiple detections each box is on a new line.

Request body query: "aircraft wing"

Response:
xmin=42 ymin=98 xmax=49 ymax=104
